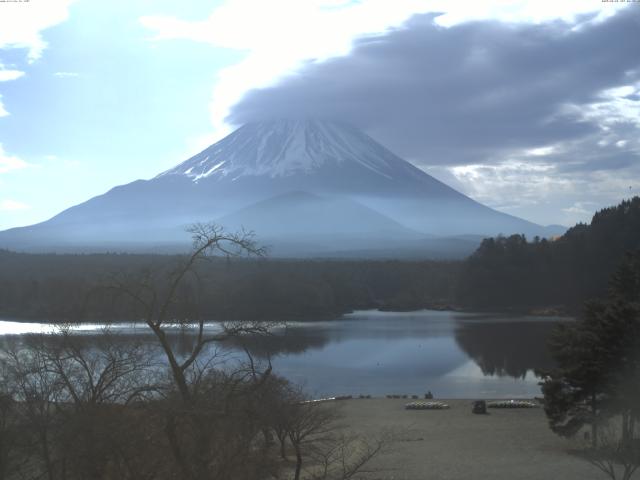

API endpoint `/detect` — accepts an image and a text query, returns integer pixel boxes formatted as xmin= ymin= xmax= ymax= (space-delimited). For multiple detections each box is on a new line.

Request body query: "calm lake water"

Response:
xmin=0 ymin=310 xmax=564 ymax=398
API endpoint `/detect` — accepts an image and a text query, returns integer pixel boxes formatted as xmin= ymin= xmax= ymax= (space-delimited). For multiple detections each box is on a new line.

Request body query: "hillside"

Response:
xmin=456 ymin=197 xmax=640 ymax=311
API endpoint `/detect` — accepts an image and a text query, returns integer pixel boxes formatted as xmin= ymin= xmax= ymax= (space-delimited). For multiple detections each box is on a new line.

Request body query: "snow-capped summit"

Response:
xmin=158 ymin=119 xmax=423 ymax=182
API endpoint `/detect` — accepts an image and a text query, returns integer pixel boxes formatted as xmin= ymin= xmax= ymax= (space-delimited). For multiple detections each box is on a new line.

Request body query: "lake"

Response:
xmin=0 ymin=310 xmax=564 ymax=399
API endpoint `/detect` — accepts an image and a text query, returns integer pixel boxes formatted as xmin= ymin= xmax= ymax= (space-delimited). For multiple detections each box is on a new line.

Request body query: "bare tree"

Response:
xmin=104 ymin=223 xmax=283 ymax=480
xmin=575 ymin=418 xmax=640 ymax=480
xmin=0 ymin=366 xmax=27 ymax=480
xmin=259 ymin=375 xmax=296 ymax=460
xmin=2 ymin=342 xmax=64 ymax=480
xmin=272 ymin=391 xmax=395 ymax=480
xmin=109 ymin=223 xmax=269 ymax=402
xmin=287 ymin=400 xmax=341 ymax=480
xmin=307 ymin=431 xmax=394 ymax=480
xmin=1 ymin=328 xmax=161 ymax=480
xmin=37 ymin=328 xmax=158 ymax=408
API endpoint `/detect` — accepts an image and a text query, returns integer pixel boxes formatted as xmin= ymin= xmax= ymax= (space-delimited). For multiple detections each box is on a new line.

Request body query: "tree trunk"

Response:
xmin=164 ymin=413 xmax=194 ymax=480
xmin=262 ymin=428 xmax=273 ymax=447
xmin=622 ymin=411 xmax=630 ymax=445
xmin=591 ymin=393 xmax=598 ymax=448
xmin=0 ymin=436 xmax=7 ymax=480
xmin=294 ymin=442 xmax=302 ymax=480
xmin=276 ymin=430 xmax=287 ymax=459
xmin=149 ymin=324 xmax=191 ymax=402
xmin=39 ymin=428 xmax=55 ymax=480
xmin=280 ymin=438 xmax=287 ymax=460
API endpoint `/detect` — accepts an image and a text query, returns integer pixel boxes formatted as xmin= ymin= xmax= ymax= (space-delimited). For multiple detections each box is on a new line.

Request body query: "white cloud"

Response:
xmin=443 ymin=151 xmax=640 ymax=226
xmin=562 ymin=82 xmax=640 ymax=129
xmin=0 ymin=64 xmax=25 ymax=82
xmin=427 ymin=0 xmax=625 ymax=27
xmin=0 ymin=199 xmax=29 ymax=211
xmin=449 ymin=160 xmax=566 ymax=208
xmin=53 ymin=71 xmax=79 ymax=78
xmin=0 ymin=95 xmax=8 ymax=117
xmin=562 ymin=201 xmax=598 ymax=216
xmin=0 ymin=70 xmax=24 ymax=82
xmin=141 ymin=0 xmax=439 ymax=139
xmin=0 ymin=0 xmax=77 ymax=62
xmin=0 ymin=144 xmax=30 ymax=173
xmin=524 ymin=146 xmax=558 ymax=157
xmin=140 ymin=0 xmax=624 ymax=140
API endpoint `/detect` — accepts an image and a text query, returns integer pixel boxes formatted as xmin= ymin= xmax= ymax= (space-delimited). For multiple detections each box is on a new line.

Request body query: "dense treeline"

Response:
xmin=457 ymin=197 xmax=640 ymax=311
xmin=2 ymin=196 xmax=639 ymax=321
xmin=0 ymin=251 xmax=459 ymax=322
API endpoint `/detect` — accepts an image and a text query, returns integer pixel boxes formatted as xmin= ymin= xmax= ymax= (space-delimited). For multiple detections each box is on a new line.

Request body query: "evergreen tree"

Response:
xmin=540 ymin=250 xmax=640 ymax=449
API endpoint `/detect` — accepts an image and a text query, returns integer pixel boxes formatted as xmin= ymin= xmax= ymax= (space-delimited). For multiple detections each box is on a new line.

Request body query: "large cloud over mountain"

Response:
xmin=227 ymin=9 xmax=640 ymax=224
xmin=228 ymin=9 xmax=640 ymax=168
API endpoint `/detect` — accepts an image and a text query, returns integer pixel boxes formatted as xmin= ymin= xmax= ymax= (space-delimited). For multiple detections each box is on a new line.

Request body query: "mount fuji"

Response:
xmin=0 ymin=119 xmax=563 ymax=257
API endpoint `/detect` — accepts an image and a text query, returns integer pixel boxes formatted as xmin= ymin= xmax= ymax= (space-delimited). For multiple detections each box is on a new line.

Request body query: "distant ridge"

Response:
xmin=0 ymin=119 xmax=564 ymax=257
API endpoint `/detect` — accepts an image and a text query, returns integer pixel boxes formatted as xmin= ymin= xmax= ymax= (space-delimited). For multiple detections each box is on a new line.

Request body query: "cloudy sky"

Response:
xmin=0 ymin=0 xmax=638 ymax=230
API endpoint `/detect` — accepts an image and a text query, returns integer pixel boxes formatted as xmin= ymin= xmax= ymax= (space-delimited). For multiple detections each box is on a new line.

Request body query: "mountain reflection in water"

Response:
xmin=0 ymin=310 xmax=565 ymax=398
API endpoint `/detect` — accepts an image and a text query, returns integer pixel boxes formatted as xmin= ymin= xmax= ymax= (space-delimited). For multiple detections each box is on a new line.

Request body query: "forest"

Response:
xmin=0 ymin=249 xmax=459 ymax=322
xmin=1 ymin=196 xmax=639 ymax=323
xmin=457 ymin=197 xmax=640 ymax=311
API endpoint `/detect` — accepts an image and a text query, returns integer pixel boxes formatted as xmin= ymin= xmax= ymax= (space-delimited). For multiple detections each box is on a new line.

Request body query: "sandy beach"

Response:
xmin=336 ymin=398 xmax=604 ymax=480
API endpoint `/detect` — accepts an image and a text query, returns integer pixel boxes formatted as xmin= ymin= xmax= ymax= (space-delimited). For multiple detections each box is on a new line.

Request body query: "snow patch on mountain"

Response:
xmin=157 ymin=119 xmax=422 ymax=182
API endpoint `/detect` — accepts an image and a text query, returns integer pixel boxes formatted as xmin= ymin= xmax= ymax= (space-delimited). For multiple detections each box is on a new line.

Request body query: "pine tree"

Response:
xmin=540 ymin=250 xmax=640 ymax=450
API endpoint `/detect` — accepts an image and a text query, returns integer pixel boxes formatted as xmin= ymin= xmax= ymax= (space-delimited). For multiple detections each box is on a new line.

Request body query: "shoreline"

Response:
xmin=382 ymin=302 xmax=575 ymax=318
xmin=0 ymin=305 xmax=574 ymax=325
